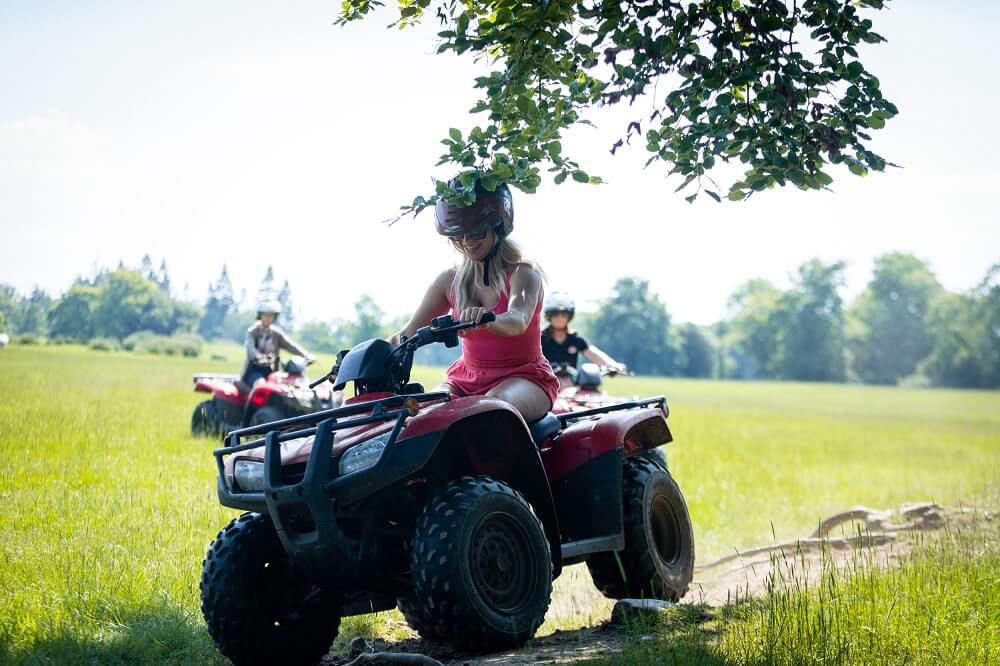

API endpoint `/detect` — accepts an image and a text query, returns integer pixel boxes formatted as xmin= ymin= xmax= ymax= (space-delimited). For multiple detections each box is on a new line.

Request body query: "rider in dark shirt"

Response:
xmin=540 ymin=292 xmax=625 ymax=386
xmin=541 ymin=328 xmax=589 ymax=367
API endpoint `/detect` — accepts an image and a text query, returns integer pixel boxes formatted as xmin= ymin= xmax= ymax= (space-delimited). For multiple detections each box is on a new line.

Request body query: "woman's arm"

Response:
xmin=458 ymin=264 xmax=542 ymax=337
xmin=274 ymin=326 xmax=313 ymax=361
xmin=389 ymin=269 xmax=454 ymax=345
xmin=583 ymin=344 xmax=626 ymax=371
xmin=244 ymin=326 xmax=259 ymax=361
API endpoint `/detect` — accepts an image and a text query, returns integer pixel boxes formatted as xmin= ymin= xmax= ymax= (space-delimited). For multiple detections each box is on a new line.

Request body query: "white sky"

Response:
xmin=1 ymin=0 xmax=997 ymax=326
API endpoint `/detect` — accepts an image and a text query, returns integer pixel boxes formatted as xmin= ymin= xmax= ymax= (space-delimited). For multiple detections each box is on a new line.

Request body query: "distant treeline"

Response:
xmin=2 ymin=253 xmax=997 ymax=389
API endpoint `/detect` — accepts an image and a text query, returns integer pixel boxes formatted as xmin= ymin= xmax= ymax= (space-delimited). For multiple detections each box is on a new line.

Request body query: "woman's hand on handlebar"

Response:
xmin=456 ymin=307 xmax=494 ymax=336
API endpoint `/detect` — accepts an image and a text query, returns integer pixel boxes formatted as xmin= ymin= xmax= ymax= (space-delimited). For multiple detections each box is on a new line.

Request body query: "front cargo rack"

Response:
xmin=212 ymin=392 xmax=451 ymax=487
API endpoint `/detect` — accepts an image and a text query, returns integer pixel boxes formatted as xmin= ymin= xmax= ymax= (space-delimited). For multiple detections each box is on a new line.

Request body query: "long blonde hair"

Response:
xmin=450 ymin=237 xmax=540 ymax=312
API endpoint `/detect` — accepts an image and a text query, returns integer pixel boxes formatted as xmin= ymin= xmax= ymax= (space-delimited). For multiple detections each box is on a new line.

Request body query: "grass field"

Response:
xmin=1 ymin=343 xmax=997 ymax=664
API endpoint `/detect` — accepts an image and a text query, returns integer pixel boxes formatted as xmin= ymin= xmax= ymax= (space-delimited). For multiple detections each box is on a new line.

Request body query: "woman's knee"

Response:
xmin=487 ymin=379 xmax=551 ymax=422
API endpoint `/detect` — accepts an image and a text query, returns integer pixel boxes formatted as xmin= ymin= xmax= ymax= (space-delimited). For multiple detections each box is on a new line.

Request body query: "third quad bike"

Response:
xmin=191 ymin=356 xmax=341 ymax=436
xmin=551 ymin=361 xmax=632 ymax=412
xmin=201 ymin=314 xmax=694 ymax=665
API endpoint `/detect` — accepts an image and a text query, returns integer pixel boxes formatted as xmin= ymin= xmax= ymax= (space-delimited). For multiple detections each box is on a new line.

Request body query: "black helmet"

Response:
xmin=435 ymin=175 xmax=513 ymax=239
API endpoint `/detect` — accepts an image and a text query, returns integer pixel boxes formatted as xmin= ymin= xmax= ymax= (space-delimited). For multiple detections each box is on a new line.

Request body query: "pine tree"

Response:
xmin=257 ymin=266 xmax=277 ymax=303
xmin=140 ymin=254 xmax=156 ymax=282
xmin=199 ymin=265 xmax=236 ymax=339
xmin=277 ymin=279 xmax=294 ymax=330
xmin=158 ymin=259 xmax=171 ymax=294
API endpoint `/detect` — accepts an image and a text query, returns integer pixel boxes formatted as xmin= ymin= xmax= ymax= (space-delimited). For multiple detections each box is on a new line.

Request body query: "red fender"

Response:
xmin=397 ymin=396 xmax=523 ymax=441
xmin=194 ymin=378 xmax=245 ymax=406
xmin=542 ymin=407 xmax=671 ymax=482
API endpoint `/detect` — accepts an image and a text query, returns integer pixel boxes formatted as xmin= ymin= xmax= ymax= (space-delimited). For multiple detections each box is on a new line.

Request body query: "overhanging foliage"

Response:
xmin=338 ymin=0 xmax=897 ymax=212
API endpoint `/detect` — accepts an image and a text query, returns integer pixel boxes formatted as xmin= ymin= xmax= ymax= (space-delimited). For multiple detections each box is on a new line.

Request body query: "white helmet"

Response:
xmin=256 ymin=300 xmax=282 ymax=316
xmin=543 ymin=292 xmax=575 ymax=319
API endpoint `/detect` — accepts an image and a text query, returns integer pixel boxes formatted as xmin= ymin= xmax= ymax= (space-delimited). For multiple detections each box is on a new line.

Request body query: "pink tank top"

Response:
xmin=447 ymin=266 xmax=544 ymax=364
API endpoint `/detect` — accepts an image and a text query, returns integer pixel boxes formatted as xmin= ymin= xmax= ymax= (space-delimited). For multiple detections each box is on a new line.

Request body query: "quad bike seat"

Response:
xmin=528 ymin=412 xmax=561 ymax=447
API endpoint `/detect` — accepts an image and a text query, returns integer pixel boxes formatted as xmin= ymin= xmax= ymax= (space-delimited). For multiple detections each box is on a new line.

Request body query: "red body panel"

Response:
xmin=225 ymin=394 xmax=522 ymax=474
xmin=224 ymin=389 xmax=667 ymax=487
xmin=195 ymin=373 xmax=307 ymax=408
xmin=396 ymin=396 xmax=524 ymax=441
xmin=541 ymin=407 xmax=669 ymax=482
xmin=195 ymin=378 xmax=246 ymax=406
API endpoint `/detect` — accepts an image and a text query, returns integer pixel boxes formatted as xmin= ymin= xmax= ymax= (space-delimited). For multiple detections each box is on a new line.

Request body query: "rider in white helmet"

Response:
xmin=239 ymin=300 xmax=314 ymax=388
xmin=541 ymin=292 xmax=626 ymax=387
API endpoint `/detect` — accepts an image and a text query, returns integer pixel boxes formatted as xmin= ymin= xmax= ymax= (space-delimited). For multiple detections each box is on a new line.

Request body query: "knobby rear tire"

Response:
xmin=587 ymin=457 xmax=694 ymax=601
xmin=191 ymin=399 xmax=219 ymax=436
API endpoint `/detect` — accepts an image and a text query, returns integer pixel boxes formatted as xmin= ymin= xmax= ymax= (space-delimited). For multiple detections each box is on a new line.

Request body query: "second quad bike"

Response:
xmin=201 ymin=314 xmax=694 ymax=665
xmin=190 ymin=356 xmax=341 ymax=436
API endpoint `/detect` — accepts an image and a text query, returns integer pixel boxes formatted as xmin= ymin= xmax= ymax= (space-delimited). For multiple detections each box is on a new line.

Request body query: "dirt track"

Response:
xmin=326 ymin=503 xmax=990 ymax=666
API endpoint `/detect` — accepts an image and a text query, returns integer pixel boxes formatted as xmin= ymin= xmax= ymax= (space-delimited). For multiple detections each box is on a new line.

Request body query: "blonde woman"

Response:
xmin=391 ymin=176 xmax=558 ymax=423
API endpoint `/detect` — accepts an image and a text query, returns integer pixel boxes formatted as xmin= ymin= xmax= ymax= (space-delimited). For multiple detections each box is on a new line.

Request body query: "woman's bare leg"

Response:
xmin=486 ymin=377 xmax=552 ymax=423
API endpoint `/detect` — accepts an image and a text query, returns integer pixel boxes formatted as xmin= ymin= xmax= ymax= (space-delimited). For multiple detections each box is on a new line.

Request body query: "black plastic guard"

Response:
xmin=551 ymin=448 xmax=623 ymax=544
xmin=263 ymin=419 xmax=356 ymax=583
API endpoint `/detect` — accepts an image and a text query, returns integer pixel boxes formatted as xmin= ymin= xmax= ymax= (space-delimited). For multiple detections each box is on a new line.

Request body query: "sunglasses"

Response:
xmin=450 ymin=226 xmax=492 ymax=242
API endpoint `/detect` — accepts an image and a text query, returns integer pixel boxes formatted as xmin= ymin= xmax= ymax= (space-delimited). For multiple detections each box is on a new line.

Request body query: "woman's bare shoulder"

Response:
xmin=509 ymin=262 xmax=542 ymax=285
xmin=433 ymin=267 xmax=458 ymax=289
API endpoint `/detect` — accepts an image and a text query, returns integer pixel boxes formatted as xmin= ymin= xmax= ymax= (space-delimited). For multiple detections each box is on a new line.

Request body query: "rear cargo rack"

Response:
xmin=193 ymin=373 xmax=241 ymax=383
xmin=556 ymin=395 xmax=668 ymax=426
xmin=212 ymin=392 xmax=451 ymax=485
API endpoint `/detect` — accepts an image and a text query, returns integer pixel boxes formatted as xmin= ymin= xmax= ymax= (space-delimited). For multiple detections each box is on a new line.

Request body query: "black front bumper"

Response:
xmin=213 ymin=394 xmax=448 ymax=583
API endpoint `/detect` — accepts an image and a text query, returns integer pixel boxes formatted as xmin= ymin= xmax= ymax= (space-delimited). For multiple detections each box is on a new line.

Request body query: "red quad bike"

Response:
xmin=552 ymin=362 xmax=630 ymax=412
xmin=191 ymin=356 xmax=341 ymax=436
xmin=201 ymin=314 xmax=694 ymax=666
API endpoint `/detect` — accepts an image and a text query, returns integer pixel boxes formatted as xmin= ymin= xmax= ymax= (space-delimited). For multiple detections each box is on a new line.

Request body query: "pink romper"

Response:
xmin=444 ymin=268 xmax=560 ymax=406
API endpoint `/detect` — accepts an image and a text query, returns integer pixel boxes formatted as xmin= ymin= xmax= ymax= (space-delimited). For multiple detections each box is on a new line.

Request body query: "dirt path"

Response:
xmin=326 ymin=503 xmax=990 ymax=666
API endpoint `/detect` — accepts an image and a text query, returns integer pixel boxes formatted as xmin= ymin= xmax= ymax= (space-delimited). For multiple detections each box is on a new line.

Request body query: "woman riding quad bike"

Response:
xmin=390 ymin=174 xmax=558 ymax=424
xmin=541 ymin=292 xmax=626 ymax=389
xmin=191 ymin=301 xmax=334 ymax=436
xmin=199 ymin=175 xmax=694 ymax=665
xmin=241 ymin=300 xmax=315 ymax=388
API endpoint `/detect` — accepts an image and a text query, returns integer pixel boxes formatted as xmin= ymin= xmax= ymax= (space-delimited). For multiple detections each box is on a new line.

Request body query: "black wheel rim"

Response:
xmin=650 ymin=493 xmax=683 ymax=566
xmin=469 ymin=511 xmax=536 ymax=615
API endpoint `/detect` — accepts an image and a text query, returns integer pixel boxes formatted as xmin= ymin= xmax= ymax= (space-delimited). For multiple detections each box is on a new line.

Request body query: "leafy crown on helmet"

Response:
xmin=434 ymin=172 xmax=514 ymax=238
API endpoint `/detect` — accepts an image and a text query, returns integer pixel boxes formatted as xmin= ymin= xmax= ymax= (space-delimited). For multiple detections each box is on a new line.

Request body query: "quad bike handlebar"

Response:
xmin=308 ymin=312 xmax=496 ymax=389
xmin=552 ymin=362 xmax=632 ymax=379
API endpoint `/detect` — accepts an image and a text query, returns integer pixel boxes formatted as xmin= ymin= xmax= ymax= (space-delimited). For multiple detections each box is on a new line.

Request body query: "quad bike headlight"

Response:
xmin=338 ymin=432 xmax=392 ymax=477
xmin=233 ymin=459 xmax=265 ymax=492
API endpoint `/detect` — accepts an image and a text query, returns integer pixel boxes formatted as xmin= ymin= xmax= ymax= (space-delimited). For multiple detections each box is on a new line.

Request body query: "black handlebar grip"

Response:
xmin=308 ymin=375 xmax=329 ymax=389
xmin=479 ymin=311 xmax=497 ymax=325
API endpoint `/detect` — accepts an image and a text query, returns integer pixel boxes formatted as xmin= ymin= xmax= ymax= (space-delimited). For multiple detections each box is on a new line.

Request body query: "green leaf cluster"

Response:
xmin=339 ymin=0 xmax=897 ymax=214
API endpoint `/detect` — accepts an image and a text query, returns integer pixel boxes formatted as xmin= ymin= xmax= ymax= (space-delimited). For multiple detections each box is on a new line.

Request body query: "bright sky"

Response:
xmin=2 ymin=0 xmax=997 ymax=326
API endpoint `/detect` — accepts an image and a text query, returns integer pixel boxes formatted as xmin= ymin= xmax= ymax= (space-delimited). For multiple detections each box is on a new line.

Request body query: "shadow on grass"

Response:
xmin=575 ymin=603 xmax=739 ymax=666
xmin=330 ymin=603 xmax=739 ymax=666
xmin=2 ymin=604 xmax=223 ymax=666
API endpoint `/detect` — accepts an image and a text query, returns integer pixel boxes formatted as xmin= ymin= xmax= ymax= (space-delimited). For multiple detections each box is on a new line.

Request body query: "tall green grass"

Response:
xmin=586 ymin=515 xmax=999 ymax=665
xmin=0 ymin=345 xmax=997 ymax=664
